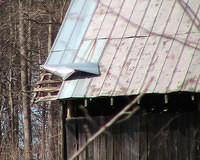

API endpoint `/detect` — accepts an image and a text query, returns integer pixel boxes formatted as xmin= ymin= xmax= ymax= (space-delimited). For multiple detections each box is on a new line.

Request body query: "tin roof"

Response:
xmin=44 ymin=0 xmax=200 ymax=99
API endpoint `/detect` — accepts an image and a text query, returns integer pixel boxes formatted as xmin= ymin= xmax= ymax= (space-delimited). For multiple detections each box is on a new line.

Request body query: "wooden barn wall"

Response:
xmin=66 ymin=112 xmax=200 ymax=160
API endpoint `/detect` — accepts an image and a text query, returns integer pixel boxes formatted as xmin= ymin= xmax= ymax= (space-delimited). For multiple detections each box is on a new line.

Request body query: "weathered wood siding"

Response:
xmin=140 ymin=112 xmax=200 ymax=160
xmin=66 ymin=112 xmax=200 ymax=160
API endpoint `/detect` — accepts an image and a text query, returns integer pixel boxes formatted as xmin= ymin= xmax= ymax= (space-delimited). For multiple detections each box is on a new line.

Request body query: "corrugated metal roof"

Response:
xmin=44 ymin=0 xmax=200 ymax=99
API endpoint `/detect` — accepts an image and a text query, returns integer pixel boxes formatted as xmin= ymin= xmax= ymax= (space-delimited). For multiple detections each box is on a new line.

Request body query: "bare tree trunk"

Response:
xmin=61 ymin=103 xmax=67 ymax=160
xmin=18 ymin=1 xmax=32 ymax=160
xmin=8 ymin=3 xmax=19 ymax=159
xmin=48 ymin=102 xmax=55 ymax=160
xmin=9 ymin=47 xmax=18 ymax=160
xmin=0 ymin=84 xmax=2 ymax=149
xmin=47 ymin=11 xmax=55 ymax=160
xmin=41 ymin=107 xmax=46 ymax=160
xmin=58 ymin=109 xmax=62 ymax=160
xmin=38 ymin=35 xmax=47 ymax=160
xmin=27 ymin=0 xmax=32 ymax=87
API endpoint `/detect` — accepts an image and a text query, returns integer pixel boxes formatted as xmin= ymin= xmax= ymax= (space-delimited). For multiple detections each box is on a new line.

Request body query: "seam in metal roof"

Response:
xmin=43 ymin=0 xmax=200 ymax=99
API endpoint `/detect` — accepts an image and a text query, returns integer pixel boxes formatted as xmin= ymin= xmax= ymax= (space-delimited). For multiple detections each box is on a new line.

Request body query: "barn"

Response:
xmin=35 ymin=0 xmax=200 ymax=159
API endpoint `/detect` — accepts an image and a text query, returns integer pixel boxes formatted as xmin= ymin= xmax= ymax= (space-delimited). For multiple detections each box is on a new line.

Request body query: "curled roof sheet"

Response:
xmin=44 ymin=0 xmax=200 ymax=99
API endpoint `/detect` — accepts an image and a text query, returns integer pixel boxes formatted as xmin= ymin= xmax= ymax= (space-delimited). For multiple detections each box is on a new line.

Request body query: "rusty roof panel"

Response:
xmin=85 ymin=0 xmax=112 ymax=39
xmin=86 ymin=39 xmax=122 ymax=97
xmin=124 ymin=0 xmax=150 ymax=37
xmin=97 ymin=0 xmax=124 ymax=39
xmin=114 ymin=37 xmax=148 ymax=95
xmin=128 ymin=36 xmax=161 ymax=94
xmin=182 ymin=40 xmax=200 ymax=91
xmin=100 ymin=38 xmax=134 ymax=96
xmin=111 ymin=0 xmax=137 ymax=38
xmin=43 ymin=0 xmax=200 ymax=99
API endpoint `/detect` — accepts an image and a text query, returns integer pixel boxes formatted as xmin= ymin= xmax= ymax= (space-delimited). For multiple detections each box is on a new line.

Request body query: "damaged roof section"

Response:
xmin=43 ymin=0 xmax=99 ymax=80
xmin=43 ymin=0 xmax=200 ymax=99
xmin=41 ymin=63 xmax=100 ymax=80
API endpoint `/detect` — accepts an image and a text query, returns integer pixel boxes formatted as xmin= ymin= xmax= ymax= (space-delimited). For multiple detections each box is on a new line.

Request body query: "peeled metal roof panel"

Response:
xmin=66 ymin=63 xmax=100 ymax=75
xmin=41 ymin=62 xmax=99 ymax=80
xmin=58 ymin=39 xmax=107 ymax=99
xmin=71 ymin=39 xmax=107 ymax=97
xmin=41 ymin=65 xmax=75 ymax=80
xmin=86 ymin=39 xmax=122 ymax=97
xmin=58 ymin=39 xmax=95 ymax=99
xmin=43 ymin=0 xmax=200 ymax=99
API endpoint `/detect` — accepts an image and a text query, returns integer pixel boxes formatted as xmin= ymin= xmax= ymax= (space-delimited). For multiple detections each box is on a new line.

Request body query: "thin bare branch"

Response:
xmin=69 ymin=76 xmax=154 ymax=160
xmin=68 ymin=96 xmax=142 ymax=160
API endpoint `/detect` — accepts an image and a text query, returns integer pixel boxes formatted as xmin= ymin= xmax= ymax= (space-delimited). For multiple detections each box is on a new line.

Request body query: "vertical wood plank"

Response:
xmin=175 ymin=114 xmax=189 ymax=160
xmin=121 ymin=115 xmax=140 ymax=160
xmin=106 ymin=128 xmax=113 ymax=160
xmin=99 ymin=133 xmax=107 ymax=160
xmin=112 ymin=123 xmax=122 ymax=160
xmin=169 ymin=119 xmax=178 ymax=160
xmin=192 ymin=112 xmax=200 ymax=160
xmin=139 ymin=113 xmax=148 ymax=160
xmin=66 ymin=119 xmax=78 ymax=160
xmin=66 ymin=112 xmax=200 ymax=160
xmin=132 ymin=116 xmax=140 ymax=160
xmin=78 ymin=119 xmax=87 ymax=160
xmin=86 ymin=142 xmax=94 ymax=160
xmin=144 ymin=112 xmax=200 ymax=160
xmin=147 ymin=113 xmax=173 ymax=160
xmin=86 ymin=132 xmax=94 ymax=160
xmin=94 ymin=133 xmax=100 ymax=160
xmin=121 ymin=121 xmax=127 ymax=160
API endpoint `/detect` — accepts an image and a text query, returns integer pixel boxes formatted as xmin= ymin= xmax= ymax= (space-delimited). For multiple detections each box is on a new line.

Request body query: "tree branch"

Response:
xmin=68 ymin=77 xmax=154 ymax=160
xmin=24 ymin=18 xmax=61 ymax=25
xmin=69 ymin=96 xmax=142 ymax=160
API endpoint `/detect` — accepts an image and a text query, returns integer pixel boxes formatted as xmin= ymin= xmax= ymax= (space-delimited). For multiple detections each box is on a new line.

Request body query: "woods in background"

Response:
xmin=0 ymin=0 xmax=70 ymax=159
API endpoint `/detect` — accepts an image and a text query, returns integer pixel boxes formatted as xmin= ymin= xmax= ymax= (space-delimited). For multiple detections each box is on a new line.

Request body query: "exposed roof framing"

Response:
xmin=32 ymin=73 xmax=62 ymax=103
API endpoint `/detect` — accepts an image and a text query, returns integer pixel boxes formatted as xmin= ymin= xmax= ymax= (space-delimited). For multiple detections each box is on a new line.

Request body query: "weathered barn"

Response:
xmin=35 ymin=0 xmax=200 ymax=159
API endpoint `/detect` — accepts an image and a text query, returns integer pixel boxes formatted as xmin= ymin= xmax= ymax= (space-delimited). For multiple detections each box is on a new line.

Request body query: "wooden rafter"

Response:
xmin=33 ymin=87 xmax=60 ymax=92
xmin=32 ymin=71 xmax=62 ymax=103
